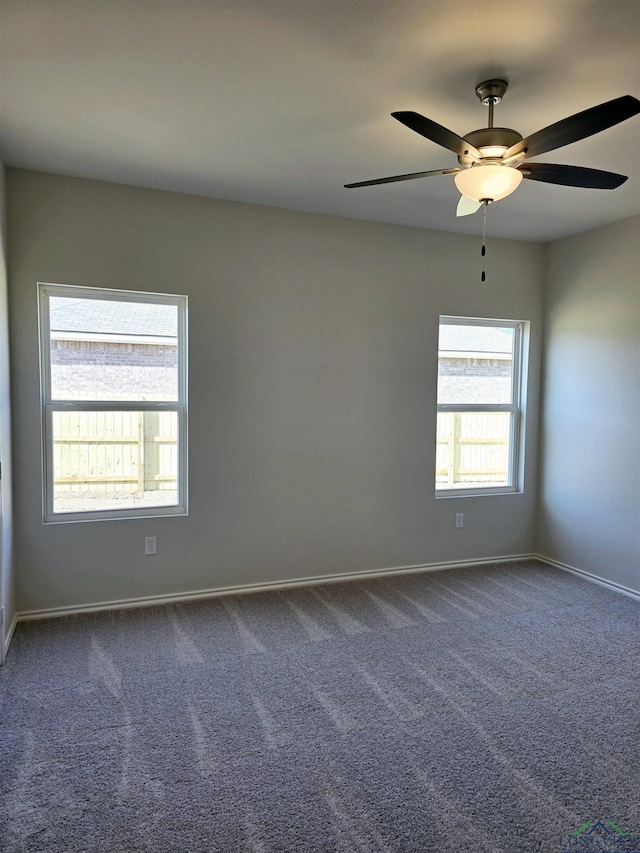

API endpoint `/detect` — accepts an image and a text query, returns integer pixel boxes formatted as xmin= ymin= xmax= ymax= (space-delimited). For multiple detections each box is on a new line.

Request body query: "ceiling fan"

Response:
xmin=344 ymin=80 xmax=640 ymax=217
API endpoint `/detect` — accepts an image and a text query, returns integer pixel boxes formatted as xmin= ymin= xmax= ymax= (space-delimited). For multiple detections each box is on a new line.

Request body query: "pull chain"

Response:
xmin=481 ymin=200 xmax=488 ymax=282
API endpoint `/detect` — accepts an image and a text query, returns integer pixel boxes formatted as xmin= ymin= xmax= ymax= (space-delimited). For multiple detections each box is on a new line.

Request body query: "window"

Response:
xmin=435 ymin=316 xmax=525 ymax=496
xmin=38 ymin=283 xmax=188 ymax=522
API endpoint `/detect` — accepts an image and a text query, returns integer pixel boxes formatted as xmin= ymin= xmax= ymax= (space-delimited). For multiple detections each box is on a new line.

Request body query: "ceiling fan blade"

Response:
xmin=518 ymin=162 xmax=628 ymax=189
xmin=504 ymin=95 xmax=640 ymax=160
xmin=392 ymin=111 xmax=481 ymax=159
xmin=344 ymin=168 xmax=458 ymax=188
xmin=456 ymin=195 xmax=482 ymax=217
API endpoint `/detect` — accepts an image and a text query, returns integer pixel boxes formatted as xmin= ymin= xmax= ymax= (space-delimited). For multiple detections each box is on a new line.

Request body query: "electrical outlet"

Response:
xmin=144 ymin=536 xmax=157 ymax=556
xmin=455 ymin=513 xmax=464 ymax=529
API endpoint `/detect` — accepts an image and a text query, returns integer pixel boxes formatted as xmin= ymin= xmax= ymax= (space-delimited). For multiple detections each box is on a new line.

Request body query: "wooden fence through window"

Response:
xmin=53 ymin=410 xmax=177 ymax=493
xmin=435 ymin=411 xmax=510 ymax=488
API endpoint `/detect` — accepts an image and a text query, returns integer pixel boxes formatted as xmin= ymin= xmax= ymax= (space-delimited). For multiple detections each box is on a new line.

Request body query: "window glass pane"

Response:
xmin=52 ymin=410 xmax=178 ymax=514
xmin=437 ymin=323 xmax=514 ymax=405
xmin=435 ymin=411 xmax=511 ymax=490
xmin=49 ymin=296 xmax=178 ymax=401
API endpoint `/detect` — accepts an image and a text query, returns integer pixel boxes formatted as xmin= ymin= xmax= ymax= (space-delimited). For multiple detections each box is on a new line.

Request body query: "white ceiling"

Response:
xmin=1 ymin=0 xmax=639 ymax=242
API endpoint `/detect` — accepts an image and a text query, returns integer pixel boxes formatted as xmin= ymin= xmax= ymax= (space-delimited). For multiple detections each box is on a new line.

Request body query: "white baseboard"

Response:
xmin=17 ymin=552 xmax=536 ymax=623
xmin=2 ymin=610 xmax=18 ymax=664
xmin=535 ymin=554 xmax=640 ymax=602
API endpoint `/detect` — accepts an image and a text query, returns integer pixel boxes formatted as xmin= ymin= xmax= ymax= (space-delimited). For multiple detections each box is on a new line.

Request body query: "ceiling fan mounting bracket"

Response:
xmin=475 ymin=79 xmax=509 ymax=105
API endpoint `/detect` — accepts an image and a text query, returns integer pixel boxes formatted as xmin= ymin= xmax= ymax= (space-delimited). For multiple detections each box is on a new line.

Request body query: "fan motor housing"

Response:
xmin=458 ymin=127 xmax=524 ymax=165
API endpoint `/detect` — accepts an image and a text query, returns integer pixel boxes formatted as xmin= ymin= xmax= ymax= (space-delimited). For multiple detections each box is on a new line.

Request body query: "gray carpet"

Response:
xmin=1 ymin=559 xmax=639 ymax=852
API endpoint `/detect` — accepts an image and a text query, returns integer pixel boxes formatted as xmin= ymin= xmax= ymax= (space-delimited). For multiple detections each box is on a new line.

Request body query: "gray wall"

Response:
xmin=538 ymin=216 xmax=640 ymax=593
xmin=0 ymin=157 xmax=16 ymax=657
xmin=8 ymin=169 xmax=544 ymax=614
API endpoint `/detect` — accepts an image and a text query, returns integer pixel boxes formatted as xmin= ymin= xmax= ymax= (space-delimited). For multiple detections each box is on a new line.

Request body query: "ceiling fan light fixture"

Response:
xmin=478 ymin=145 xmax=509 ymax=158
xmin=454 ymin=164 xmax=523 ymax=202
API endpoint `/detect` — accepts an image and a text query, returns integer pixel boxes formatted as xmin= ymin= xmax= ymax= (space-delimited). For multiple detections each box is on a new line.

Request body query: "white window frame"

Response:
xmin=436 ymin=315 xmax=525 ymax=498
xmin=38 ymin=282 xmax=188 ymax=523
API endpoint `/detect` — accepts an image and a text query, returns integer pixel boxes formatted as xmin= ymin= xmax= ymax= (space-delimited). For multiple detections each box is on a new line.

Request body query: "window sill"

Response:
xmin=43 ymin=505 xmax=188 ymax=524
xmin=435 ymin=488 xmax=522 ymax=499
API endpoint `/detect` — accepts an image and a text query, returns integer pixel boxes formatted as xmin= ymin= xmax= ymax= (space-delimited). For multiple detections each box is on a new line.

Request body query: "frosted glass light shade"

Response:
xmin=454 ymin=165 xmax=523 ymax=202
